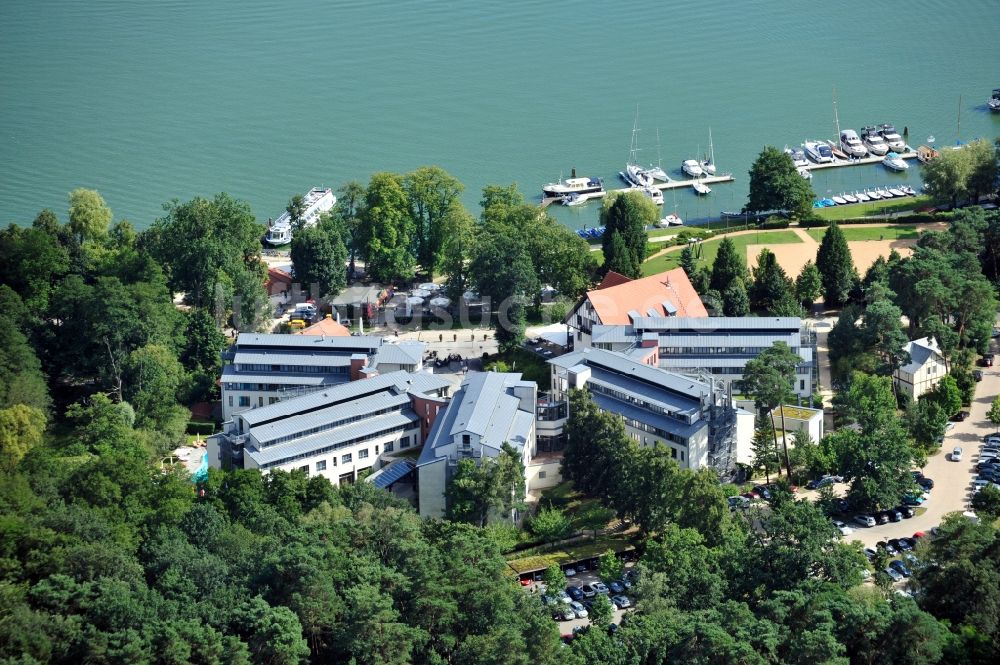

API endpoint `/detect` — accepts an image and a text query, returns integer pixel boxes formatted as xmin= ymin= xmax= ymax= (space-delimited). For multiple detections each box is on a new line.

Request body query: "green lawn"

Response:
xmin=806 ymin=225 xmax=920 ymax=242
xmin=642 ymin=229 xmax=803 ymax=276
xmin=813 ymin=195 xmax=932 ymax=220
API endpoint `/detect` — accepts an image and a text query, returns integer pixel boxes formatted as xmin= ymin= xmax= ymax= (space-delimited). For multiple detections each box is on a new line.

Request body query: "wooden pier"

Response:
xmin=540 ymin=172 xmax=736 ymax=208
xmin=800 ymin=150 xmax=919 ymax=172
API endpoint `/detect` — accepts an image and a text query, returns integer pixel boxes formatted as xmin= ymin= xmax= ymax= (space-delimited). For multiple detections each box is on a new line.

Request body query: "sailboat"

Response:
xmin=701 ymin=128 xmax=717 ymax=176
xmin=645 ymin=128 xmax=670 ymax=182
xmin=620 ymin=107 xmax=655 ymax=188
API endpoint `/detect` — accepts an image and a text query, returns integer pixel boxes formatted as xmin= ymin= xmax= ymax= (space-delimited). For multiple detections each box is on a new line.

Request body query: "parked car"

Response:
xmin=863 ymin=547 xmax=877 ymax=560
xmin=592 ymin=582 xmax=610 ymax=595
xmin=566 ymin=586 xmax=583 ymax=602
xmin=980 ymin=353 xmax=994 ymax=367
xmin=973 ymin=370 xmax=983 ymax=382
xmin=896 ymin=505 xmax=915 ymax=519
xmin=753 ymin=485 xmax=773 ymax=500
xmin=728 ymin=495 xmax=751 ymax=511
xmin=890 ymin=509 xmax=904 ymax=522
xmin=541 ymin=594 xmax=557 ymax=606
xmin=951 ymin=411 xmax=970 ymax=422
xmin=834 ymin=498 xmax=851 ymax=513
xmin=903 ymin=494 xmax=925 ymax=506
xmin=807 ymin=475 xmax=840 ymax=490
xmin=897 ymin=538 xmax=915 ymax=551
xmin=580 ymin=584 xmax=596 ymax=598
xmin=885 ymin=567 xmax=903 ymax=582
xmin=879 ymin=541 xmax=899 ymax=556
xmin=832 ymin=519 xmax=854 ymax=536
xmin=564 ymin=566 xmax=577 ymax=577
xmin=618 ymin=577 xmax=632 ymax=590
xmin=611 ymin=595 xmax=631 ymax=609
xmin=952 ymin=447 xmax=963 ymax=461
xmin=554 ymin=606 xmax=576 ymax=621
xmin=854 ymin=514 xmax=876 ymax=527
xmin=556 ymin=591 xmax=572 ymax=604
xmin=917 ymin=477 xmax=934 ymax=491
xmin=608 ymin=581 xmax=625 ymax=595
xmin=875 ymin=511 xmax=890 ymax=525
xmin=569 ymin=601 xmax=588 ymax=619
xmin=889 ymin=560 xmax=912 ymax=577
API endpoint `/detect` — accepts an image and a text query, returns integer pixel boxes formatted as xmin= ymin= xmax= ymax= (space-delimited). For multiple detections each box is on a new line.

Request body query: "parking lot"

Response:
xmin=529 ymin=565 xmax=633 ymax=635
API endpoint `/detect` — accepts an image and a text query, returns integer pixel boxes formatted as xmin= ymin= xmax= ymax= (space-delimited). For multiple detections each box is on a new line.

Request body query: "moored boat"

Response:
xmin=658 ymin=213 xmax=684 ymax=227
xmin=785 ymin=146 xmax=810 ymax=168
xmin=989 ymin=88 xmax=1000 ymax=113
xmin=681 ymin=159 xmax=704 ymax=178
xmin=855 ymin=190 xmax=871 ymax=202
xmin=842 ymin=192 xmax=858 ymax=204
xmin=642 ymin=186 xmax=665 ymax=205
xmin=265 ymin=187 xmax=337 ymax=245
xmin=882 ymin=152 xmax=909 ymax=171
xmin=797 ymin=167 xmax=813 ymax=180
xmin=861 ymin=126 xmax=889 ymax=156
xmin=879 ymin=124 xmax=906 ymax=152
xmin=691 ymin=180 xmax=711 ymax=195
xmin=802 ymin=141 xmax=832 ymax=164
xmin=542 ymin=175 xmax=604 ymax=198
xmin=839 ymin=129 xmax=868 ymax=158
xmin=831 ymin=195 xmax=847 ymax=205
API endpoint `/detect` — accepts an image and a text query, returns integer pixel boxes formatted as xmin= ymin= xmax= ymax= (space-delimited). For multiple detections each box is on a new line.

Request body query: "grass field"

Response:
xmin=813 ymin=195 xmax=932 ymax=220
xmin=806 ymin=225 xmax=920 ymax=242
xmin=642 ymin=229 xmax=803 ymax=276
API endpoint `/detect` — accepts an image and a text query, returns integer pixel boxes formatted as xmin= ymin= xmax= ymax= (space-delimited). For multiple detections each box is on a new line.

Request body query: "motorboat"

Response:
xmin=855 ymin=190 xmax=871 ymax=202
xmin=882 ymin=152 xmax=909 ymax=171
xmin=825 ymin=140 xmax=848 ymax=161
xmin=881 ymin=187 xmax=898 ymax=198
xmin=658 ymin=213 xmax=683 ymax=227
xmin=562 ymin=193 xmax=586 ymax=206
xmin=264 ymin=187 xmax=337 ymax=245
xmin=900 ymin=185 xmax=916 ymax=196
xmin=867 ymin=188 xmax=883 ymax=200
xmin=861 ymin=126 xmax=889 ymax=156
xmin=842 ymin=192 xmax=858 ymax=204
xmin=785 ymin=146 xmax=810 ymax=168
xmin=641 ymin=186 xmax=664 ymax=205
xmin=691 ymin=180 xmax=711 ymax=195
xmin=682 ymin=159 xmax=704 ymax=178
xmin=802 ymin=141 xmax=832 ymax=164
xmin=839 ymin=129 xmax=868 ymax=158
xmin=820 ymin=198 xmax=836 ymax=207
xmin=797 ymin=167 xmax=813 ymax=180
xmin=543 ymin=175 xmax=604 ymax=198
xmin=831 ymin=195 xmax=847 ymax=205
xmin=888 ymin=187 xmax=905 ymax=198
xmin=879 ymin=124 xmax=906 ymax=152
xmin=645 ymin=165 xmax=670 ymax=182
xmin=989 ymin=88 xmax=1000 ymax=113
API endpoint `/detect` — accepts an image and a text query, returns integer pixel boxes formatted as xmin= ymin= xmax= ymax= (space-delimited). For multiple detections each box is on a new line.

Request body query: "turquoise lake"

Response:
xmin=2 ymin=0 xmax=999 ymax=230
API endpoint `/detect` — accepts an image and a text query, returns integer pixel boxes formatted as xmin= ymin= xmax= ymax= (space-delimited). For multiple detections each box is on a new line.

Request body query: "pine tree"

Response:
xmin=795 ymin=260 xmax=822 ymax=308
xmin=710 ymin=237 xmax=747 ymax=293
xmin=600 ymin=191 xmax=653 ymax=278
xmin=816 ymin=223 xmax=857 ymax=306
xmin=750 ymin=248 xmax=794 ymax=313
xmin=722 ymin=279 xmax=750 ymax=316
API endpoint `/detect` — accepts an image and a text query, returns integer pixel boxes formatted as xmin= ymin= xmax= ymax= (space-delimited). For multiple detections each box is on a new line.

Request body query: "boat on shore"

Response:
xmin=264 ymin=187 xmax=336 ymax=245
xmin=542 ymin=174 xmax=604 ymax=198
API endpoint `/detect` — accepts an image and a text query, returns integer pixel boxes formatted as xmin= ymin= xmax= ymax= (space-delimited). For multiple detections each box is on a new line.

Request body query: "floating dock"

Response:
xmin=540 ymin=172 xmax=736 ymax=208
xmin=800 ymin=149 xmax=919 ymax=172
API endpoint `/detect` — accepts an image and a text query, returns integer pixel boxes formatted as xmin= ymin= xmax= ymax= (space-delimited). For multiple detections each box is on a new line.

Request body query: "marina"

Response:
xmin=540 ymin=173 xmax=736 ymax=208
xmin=799 ymin=150 xmax=919 ymax=172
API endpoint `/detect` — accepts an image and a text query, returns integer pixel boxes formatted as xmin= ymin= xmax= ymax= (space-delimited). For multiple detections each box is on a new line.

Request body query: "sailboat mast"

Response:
xmin=656 ymin=128 xmax=663 ymax=169
xmin=957 ymin=94 xmax=962 ymax=144
xmin=708 ymin=127 xmax=714 ymax=165
xmin=832 ymin=88 xmax=841 ymax=140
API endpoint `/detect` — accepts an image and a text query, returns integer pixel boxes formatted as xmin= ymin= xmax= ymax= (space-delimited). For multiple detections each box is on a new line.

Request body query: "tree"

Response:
xmin=542 ymin=563 xmax=566 ymax=592
xmin=286 ymin=194 xmax=306 ymax=230
xmin=742 ymin=342 xmax=801 ymax=475
xmin=180 ymin=307 xmax=225 ymax=374
xmin=710 ymin=237 xmax=747 ymax=293
xmin=65 ymin=392 xmax=136 ymax=456
xmin=930 ymin=375 xmax=962 ymax=419
xmin=576 ymin=503 xmax=615 ymax=541
xmin=470 ymin=234 xmax=537 ymax=353
xmin=144 ymin=192 xmax=266 ymax=311
xmin=988 ymin=395 xmax=1000 ymax=428
xmin=795 ymin=260 xmax=822 ymax=309
xmin=907 ymin=397 xmax=948 ymax=451
xmin=970 ymin=485 xmax=1000 ymax=522
xmin=862 ymin=298 xmax=910 ymax=376
xmin=816 ymin=223 xmax=857 ymax=306
xmin=679 ymin=245 xmax=696 ymax=276
xmin=290 ymin=220 xmax=348 ymax=298
xmin=750 ymin=248 xmax=794 ymax=313
xmin=438 ymin=204 xmax=475 ymax=301
xmin=600 ymin=191 xmax=653 ymax=278
xmin=722 ymin=278 xmax=750 ymax=316
xmin=589 ymin=594 xmax=614 ymax=628
xmin=0 ymin=315 xmax=51 ymax=415
xmin=356 ymin=172 xmax=416 ymax=283
xmin=0 ymin=404 xmax=46 ymax=471
xmin=751 ymin=419 xmax=779 ymax=484
xmin=68 ymin=188 xmax=112 ymax=242
xmin=598 ymin=551 xmax=624 ymax=583
xmin=405 ymin=166 xmax=464 ymax=274
xmin=122 ymin=344 xmax=185 ymax=429
xmin=746 ymin=146 xmax=814 ymax=217
xmin=529 ymin=506 xmax=572 ymax=548
xmin=445 ymin=443 xmax=525 ymax=526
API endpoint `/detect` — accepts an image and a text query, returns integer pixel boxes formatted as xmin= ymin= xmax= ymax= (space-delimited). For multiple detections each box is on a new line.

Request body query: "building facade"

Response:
xmin=547 ymin=347 xmax=746 ymax=473
xmin=416 ymin=372 xmax=555 ymax=520
xmin=220 ymin=333 xmax=424 ymax=421
xmin=590 ymin=316 xmax=816 ymax=399
xmin=208 ymin=371 xmax=451 ymax=486
xmin=893 ymin=336 xmax=947 ymax=400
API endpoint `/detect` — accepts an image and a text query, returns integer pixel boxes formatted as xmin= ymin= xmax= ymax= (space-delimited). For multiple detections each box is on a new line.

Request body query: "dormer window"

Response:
xmin=462 ymin=434 xmax=470 ymax=445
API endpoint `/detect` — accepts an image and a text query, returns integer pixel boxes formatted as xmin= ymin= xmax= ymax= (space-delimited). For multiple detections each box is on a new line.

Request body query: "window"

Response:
xmin=316 ymin=460 xmax=326 ymax=472
xmin=228 ymin=396 xmax=233 ymax=407
xmin=238 ymin=396 xmax=250 ymax=407
xmin=671 ymin=447 xmax=677 ymax=459
xmin=385 ymin=441 xmax=394 ymax=453
xmin=258 ymin=397 xmax=264 ymax=407
xmin=341 ymin=453 xmax=352 ymax=464
xmin=462 ymin=434 xmax=470 ymax=445
xmin=298 ymin=465 xmax=309 ymax=474
xmin=539 ymin=470 xmax=547 ymax=479
xmin=269 ymin=397 xmax=277 ymax=405
xmin=400 ymin=436 xmax=410 ymax=449
xmin=800 ymin=380 xmax=805 ymax=391
xmin=358 ymin=449 xmax=369 ymax=460
xmin=375 ymin=445 xmax=379 ymax=455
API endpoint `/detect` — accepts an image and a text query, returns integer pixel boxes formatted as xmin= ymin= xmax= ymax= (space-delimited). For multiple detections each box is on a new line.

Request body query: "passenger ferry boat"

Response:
xmin=542 ymin=175 xmax=605 ymax=199
xmin=264 ymin=188 xmax=337 ymax=245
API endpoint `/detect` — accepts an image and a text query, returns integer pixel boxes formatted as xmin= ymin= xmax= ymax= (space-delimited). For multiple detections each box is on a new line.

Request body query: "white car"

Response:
xmin=832 ymin=520 xmax=854 ymax=536
xmin=952 ymin=447 xmax=963 ymax=462
xmin=569 ymin=601 xmax=588 ymax=619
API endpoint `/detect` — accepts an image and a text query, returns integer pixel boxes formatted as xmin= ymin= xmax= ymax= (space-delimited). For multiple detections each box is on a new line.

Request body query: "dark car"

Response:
xmin=753 ymin=485 xmax=773 ymax=500
xmin=951 ymin=411 xmax=970 ymax=422
xmin=917 ymin=477 xmax=934 ymax=490
xmin=875 ymin=511 xmax=891 ymax=525
xmin=566 ymin=586 xmax=583 ymax=602
xmin=608 ymin=581 xmax=625 ymax=595
xmin=977 ymin=459 xmax=1000 ymax=471
xmin=974 ymin=370 xmax=983 ymax=382
xmin=889 ymin=560 xmax=912 ymax=577
xmin=897 ymin=538 xmax=915 ymax=551
xmin=895 ymin=505 xmax=915 ymax=519
xmin=887 ymin=538 xmax=902 ymax=550
xmin=878 ymin=541 xmax=899 ymax=556
xmin=888 ymin=509 xmax=903 ymax=522
xmin=980 ymin=353 xmax=994 ymax=367
xmin=863 ymin=547 xmax=878 ymax=561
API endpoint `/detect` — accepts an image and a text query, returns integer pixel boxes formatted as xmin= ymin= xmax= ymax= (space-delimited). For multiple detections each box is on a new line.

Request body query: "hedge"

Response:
xmin=798 ymin=213 xmax=939 ymax=228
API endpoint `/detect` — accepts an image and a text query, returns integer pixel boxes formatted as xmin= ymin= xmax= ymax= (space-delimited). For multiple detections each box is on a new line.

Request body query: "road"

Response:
xmin=848 ymin=338 xmax=999 ymax=549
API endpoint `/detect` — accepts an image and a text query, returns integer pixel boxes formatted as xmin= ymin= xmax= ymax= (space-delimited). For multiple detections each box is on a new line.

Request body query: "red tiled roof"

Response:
xmin=595 ymin=271 xmax=632 ymax=290
xmin=586 ymin=267 xmax=707 ymax=324
xmin=295 ymin=316 xmax=351 ymax=337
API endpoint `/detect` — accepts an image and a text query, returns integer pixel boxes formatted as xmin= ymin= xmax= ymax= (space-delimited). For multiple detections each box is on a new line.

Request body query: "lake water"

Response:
xmin=2 ymin=0 xmax=998 ymax=230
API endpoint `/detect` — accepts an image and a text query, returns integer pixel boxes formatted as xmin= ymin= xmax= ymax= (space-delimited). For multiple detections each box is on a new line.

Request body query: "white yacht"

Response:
xmin=682 ymin=159 xmax=704 ymax=178
xmin=701 ymin=128 xmax=717 ymax=175
xmin=861 ymin=126 xmax=889 ymax=156
xmin=264 ymin=187 xmax=337 ymax=245
xmin=542 ymin=175 xmax=604 ymax=198
xmin=879 ymin=124 xmax=906 ymax=152
xmin=658 ymin=213 xmax=683 ymax=227
xmin=640 ymin=186 xmax=664 ymax=205
xmin=839 ymin=129 xmax=868 ymax=158
xmin=785 ymin=146 xmax=810 ymax=168
xmin=882 ymin=152 xmax=909 ymax=171
xmin=691 ymin=180 xmax=711 ymax=195
xmin=802 ymin=141 xmax=833 ymax=164
xmin=623 ymin=108 xmax=655 ymax=187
